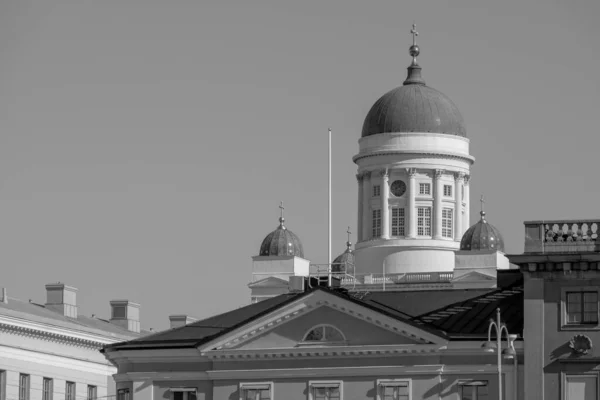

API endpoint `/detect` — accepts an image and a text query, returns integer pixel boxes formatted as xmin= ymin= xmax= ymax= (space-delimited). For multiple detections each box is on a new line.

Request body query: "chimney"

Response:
xmin=109 ymin=300 xmax=141 ymax=333
xmin=1 ymin=288 xmax=7 ymax=304
xmin=169 ymin=315 xmax=198 ymax=329
xmin=45 ymin=283 xmax=78 ymax=318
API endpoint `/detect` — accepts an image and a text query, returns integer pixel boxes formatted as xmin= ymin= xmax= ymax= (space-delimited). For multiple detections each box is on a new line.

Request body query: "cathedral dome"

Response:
xmin=460 ymin=211 xmax=505 ymax=252
xmin=259 ymin=216 xmax=304 ymax=258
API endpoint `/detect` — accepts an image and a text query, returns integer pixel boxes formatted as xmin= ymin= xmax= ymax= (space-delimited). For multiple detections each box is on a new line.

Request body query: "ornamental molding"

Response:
xmin=356 ymin=173 xmax=364 ymax=182
xmin=406 ymin=168 xmax=417 ymax=177
xmin=463 ymin=174 xmax=471 ymax=185
xmin=206 ymin=363 xmax=504 ymax=381
xmin=569 ymin=334 xmax=593 ymax=355
xmin=104 ymin=348 xmax=206 ymax=365
xmin=454 ymin=172 xmax=465 ymax=181
xmin=379 ymin=168 xmax=389 ymax=178
xmin=0 ymin=320 xmax=107 ymax=349
xmin=434 ymin=169 xmax=445 ymax=178
xmin=363 ymin=171 xmax=372 ymax=180
xmin=352 ymin=150 xmax=475 ymax=165
xmin=114 ymin=371 xmax=210 ymax=382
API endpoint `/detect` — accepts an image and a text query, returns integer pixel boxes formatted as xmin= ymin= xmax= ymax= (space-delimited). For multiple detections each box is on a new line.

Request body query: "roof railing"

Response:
xmin=524 ymin=220 xmax=600 ymax=254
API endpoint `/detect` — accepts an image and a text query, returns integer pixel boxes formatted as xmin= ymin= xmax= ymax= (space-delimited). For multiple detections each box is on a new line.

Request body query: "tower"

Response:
xmin=353 ymin=25 xmax=475 ymax=274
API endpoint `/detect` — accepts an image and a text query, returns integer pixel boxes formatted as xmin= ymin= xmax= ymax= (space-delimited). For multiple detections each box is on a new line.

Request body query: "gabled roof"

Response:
xmin=0 ymin=296 xmax=147 ymax=340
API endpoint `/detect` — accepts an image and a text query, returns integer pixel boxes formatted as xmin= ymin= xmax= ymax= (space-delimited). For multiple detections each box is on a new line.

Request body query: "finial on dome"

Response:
xmin=346 ymin=226 xmax=352 ymax=249
xmin=480 ymin=195 xmax=486 ymax=221
xmin=403 ymin=22 xmax=426 ymax=86
xmin=279 ymin=201 xmax=286 ymax=229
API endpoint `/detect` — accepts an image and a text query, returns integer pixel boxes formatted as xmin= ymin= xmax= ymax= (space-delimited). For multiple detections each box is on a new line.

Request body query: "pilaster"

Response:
xmin=433 ymin=169 xmax=444 ymax=240
xmin=463 ymin=174 xmax=471 ymax=232
xmin=380 ymin=169 xmax=390 ymax=239
xmin=361 ymin=171 xmax=371 ymax=241
xmin=454 ymin=172 xmax=464 ymax=241
xmin=407 ymin=168 xmax=417 ymax=238
xmin=356 ymin=173 xmax=364 ymax=242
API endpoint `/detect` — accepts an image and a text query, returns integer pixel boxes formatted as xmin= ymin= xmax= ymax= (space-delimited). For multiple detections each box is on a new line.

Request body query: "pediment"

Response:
xmin=198 ymin=289 xmax=447 ymax=355
xmin=247 ymin=276 xmax=289 ymax=288
xmin=452 ymin=270 xmax=496 ymax=282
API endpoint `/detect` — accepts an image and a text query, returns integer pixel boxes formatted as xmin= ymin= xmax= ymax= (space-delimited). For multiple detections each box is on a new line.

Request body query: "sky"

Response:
xmin=0 ymin=0 xmax=599 ymax=331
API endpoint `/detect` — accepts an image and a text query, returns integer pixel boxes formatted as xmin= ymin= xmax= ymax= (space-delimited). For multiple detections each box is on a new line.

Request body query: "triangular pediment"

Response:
xmin=248 ymin=276 xmax=289 ymax=288
xmin=452 ymin=270 xmax=496 ymax=282
xmin=198 ymin=288 xmax=447 ymax=354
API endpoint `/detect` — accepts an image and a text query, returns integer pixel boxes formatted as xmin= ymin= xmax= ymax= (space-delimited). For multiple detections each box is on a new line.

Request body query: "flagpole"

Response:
xmin=328 ymin=128 xmax=332 ymax=287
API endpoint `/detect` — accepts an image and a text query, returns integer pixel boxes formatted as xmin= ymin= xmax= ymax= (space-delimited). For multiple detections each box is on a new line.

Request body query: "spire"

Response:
xmin=480 ymin=195 xmax=486 ymax=221
xmin=403 ymin=22 xmax=426 ymax=86
xmin=279 ymin=201 xmax=286 ymax=229
xmin=346 ymin=226 xmax=352 ymax=251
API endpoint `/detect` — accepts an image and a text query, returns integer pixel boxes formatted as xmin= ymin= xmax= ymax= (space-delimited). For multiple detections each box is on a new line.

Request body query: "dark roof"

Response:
xmin=0 ymin=296 xmax=147 ymax=340
xmin=103 ymin=292 xmax=304 ymax=351
xmin=361 ymin=65 xmax=466 ymax=138
xmin=259 ymin=219 xmax=304 ymax=258
xmin=413 ymin=277 xmax=524 ymax=338
xmin=460 ymin=211 xmax=505 ymax=252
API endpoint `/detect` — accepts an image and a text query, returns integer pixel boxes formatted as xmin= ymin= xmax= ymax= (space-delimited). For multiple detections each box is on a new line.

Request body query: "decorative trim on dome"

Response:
xmin=353 ymin=150 xmax=475 ymax=164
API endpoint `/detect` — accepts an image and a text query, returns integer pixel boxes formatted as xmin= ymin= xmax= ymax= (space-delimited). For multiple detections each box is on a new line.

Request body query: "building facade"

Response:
xmin=0 ymin=283 xmax=148 ymax=400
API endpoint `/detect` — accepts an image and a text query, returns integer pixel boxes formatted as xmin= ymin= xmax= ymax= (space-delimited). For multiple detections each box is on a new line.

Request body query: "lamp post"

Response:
xmin=481 ymin=308 xmax=517 ymax=400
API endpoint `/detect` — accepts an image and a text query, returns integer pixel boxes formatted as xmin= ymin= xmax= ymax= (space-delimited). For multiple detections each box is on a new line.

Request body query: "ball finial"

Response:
xmin=409 ymin=23 xmax=420 ymax=65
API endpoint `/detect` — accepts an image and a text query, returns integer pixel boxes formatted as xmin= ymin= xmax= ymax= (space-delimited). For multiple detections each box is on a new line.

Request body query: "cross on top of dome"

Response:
xmin=279 ymin=201 xmax=286 ymax=228
xmin=409 ymin=23 xmax=420 ymax=66
xmin=346 ymin=226 xmax=352 ymax=249
xmin=480 ymin=195 xmax=487 ymax=221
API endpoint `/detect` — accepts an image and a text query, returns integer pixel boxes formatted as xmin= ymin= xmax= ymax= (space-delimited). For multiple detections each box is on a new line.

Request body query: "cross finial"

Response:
xmin=279 ymin=201 xmax=286 ymax=227
xmin=411 ymin=23 xmax=418 ymax=46
xmin=480 ymin=195 xmax=486 ymax=220
xmin=346 ymin=226 xmax=352 ymax=249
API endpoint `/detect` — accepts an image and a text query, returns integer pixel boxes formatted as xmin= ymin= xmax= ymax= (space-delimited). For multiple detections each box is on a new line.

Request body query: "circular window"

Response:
xmin=390 ymin=180 xmax=407 ymax=197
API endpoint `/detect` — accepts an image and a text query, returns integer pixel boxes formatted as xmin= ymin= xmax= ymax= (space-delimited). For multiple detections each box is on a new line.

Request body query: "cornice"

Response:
xmin=352 ymin=150 xmax=475 ymax=165
xmin=104 ymin=348 xmax=206 ymax=364
xmin=0 ymin=321 xmax=106 ymax=349
xmin=114 ymin=371 xmax=210 ymax=382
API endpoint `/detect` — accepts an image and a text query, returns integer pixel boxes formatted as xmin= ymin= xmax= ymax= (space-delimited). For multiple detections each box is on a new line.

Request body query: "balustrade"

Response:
xmin=524 ymin=220 xmax=600 ymax=253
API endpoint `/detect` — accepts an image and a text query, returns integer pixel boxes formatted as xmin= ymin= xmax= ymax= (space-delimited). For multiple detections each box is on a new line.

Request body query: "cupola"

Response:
xmin=460 ymin=197 xmax=505 ymax=252
xmin=332 ymin=228 xmax=355 ymax=273
xmin=259 ymin=202 xmax=304 ymax=258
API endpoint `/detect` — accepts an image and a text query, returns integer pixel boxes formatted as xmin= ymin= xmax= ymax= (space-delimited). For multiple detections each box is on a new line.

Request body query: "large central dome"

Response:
xmin=361 ymin=63 xmax=466 ymax=138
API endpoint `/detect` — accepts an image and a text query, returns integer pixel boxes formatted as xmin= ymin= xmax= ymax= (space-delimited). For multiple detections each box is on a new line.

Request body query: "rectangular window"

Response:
xmin=459 ymin=381 xmax=488 ymax=400
xmin=373 ymin=185 xmax=381 ymax=197
xmin=43 ymin=379 xmax=53 ymax=400
xmin=117 ymin=389 xmax=130 ymax=400
xmin=419 ymin=183 xmax=431 ymax=195
xmin=19 ymin=374 xmax=29 ymax=400
xmin=171 ymin=388 xmax=197 ymax=400
xmin=87 ymin=386 xmax=97 ymax=400
xmin=378 ymin=380 xmax=410 ymax=400
xmin=417 ymin=207 xmax=432 ymax=236
xmin=567 ymin=291 xmax=599 ymax=324
xmin=0 ymin=370 xmax=6 ymax=400
xmin=372 ymin=209 xmax=382 ymax=238
xmin=443 ymin=184 xmax=452 ymax=197
xmin=442 ymin=208 xmax=453 ymax=238
xmin=391 ymin=207 xmax=405 ymax=237
xmin=65 ymin=382 xmax=76 ymax=400
xmin=240 ymin=383 xmax=271 ymax=400
xmin=565 ymin=375 xmax=597 ymax=400
xmin=310 ymin=382 xmax=341 ymax=400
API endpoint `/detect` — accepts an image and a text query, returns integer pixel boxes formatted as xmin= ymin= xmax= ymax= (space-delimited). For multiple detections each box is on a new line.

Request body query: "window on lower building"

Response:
xmin=419 ymin=183 xmax=431 ymax=195
xmin=240 ymin=383 xmax=271 ymax=400
xmin=0 ymin=370 xmax=6 ymax=400
xmin=443 ymin=184 xmax=452 ymax=197
xmin=309 ymin=382 xmax=341 ymax=400
xmin=302 ymin=324 xmax=345 ymax=343
xmin=43 ymin=378 xmax=53 ymax=400
xmin=391 ymin=207 xmax=405 ymax=236
xmin=372 ymin=209 xmax=382 ymax=238
xmin=373 ymin=185 xmax=381 ymax=197
xmin=565 ymin=375 xmax=598 ymax=400
xmin=567 ymin=291 xmax=599 ymax=324
xmin=65 ymin=382 xmax=76 ymax=400
xmin=417 ymin=207 xmax=431 ymax=236
xmin=378 ymin=380 xmax=410 ymax=400
xmin=459 ymin=381 xmax=488 ymax=400
xmin=117 ymin=389 xmax=130 ymax=400
xmin=170 ymin=388 xmax=197 ymax=400
xmin=87 ymin=386 xmax=97 ymax=400
xmin=442 ymin=208 xmax=453 ymax=238
xmin=19 ymin=374 xmax=29 ymax=400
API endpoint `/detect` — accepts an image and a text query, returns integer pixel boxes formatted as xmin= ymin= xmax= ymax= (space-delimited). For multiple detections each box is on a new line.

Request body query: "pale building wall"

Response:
xmin=355 ymin=243 xmax=457 ymax=274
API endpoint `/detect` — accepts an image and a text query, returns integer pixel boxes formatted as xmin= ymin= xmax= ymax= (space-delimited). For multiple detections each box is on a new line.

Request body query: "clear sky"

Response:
xmin=0 ymin=0 xmax=599 ymax=331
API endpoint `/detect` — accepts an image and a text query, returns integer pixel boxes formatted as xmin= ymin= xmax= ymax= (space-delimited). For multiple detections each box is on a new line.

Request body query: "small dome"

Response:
xmin=332 ymin=244 xmax=354 ymax=274
xmin=259 ymin=217 xmax=304 ymax=258
xmin=460 ymin=211 xmax=505 ymax=252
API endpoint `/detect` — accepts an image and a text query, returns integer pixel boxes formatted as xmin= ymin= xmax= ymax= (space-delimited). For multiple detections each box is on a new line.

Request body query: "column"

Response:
xmin=380 ymin=168 xmax=390 ymax=239
xmin=356 ymin=173 xmax=364 ymax=242
xmin=433 ymin=169 xmax=444 ymax=240
xmin=362 ymin=171 xmax=371 ymax=240
xmin=454 ymin=172 xmax=464 ymax=240
xmin=463 ymin=174 xmax=471 ymax=232
xmin=407 ymin=168 xmax=417 ymax=238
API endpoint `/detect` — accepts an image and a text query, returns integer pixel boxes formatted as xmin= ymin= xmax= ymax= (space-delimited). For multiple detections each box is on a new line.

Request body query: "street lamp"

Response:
xmin=481 ymin=308 xmax=517 ymax=400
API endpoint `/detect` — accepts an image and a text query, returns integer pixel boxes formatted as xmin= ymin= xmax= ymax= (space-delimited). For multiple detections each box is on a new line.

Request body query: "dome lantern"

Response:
xmin=460 ymin=196 xmax=505 ymax=252
xmin=259 ymin=202 xmax=305 ymax=258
